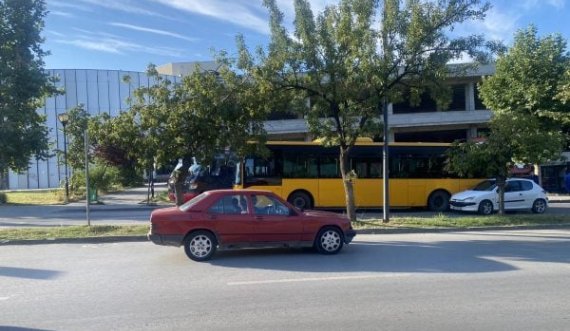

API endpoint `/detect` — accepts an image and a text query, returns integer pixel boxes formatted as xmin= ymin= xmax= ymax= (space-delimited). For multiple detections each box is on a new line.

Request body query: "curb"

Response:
xmin=355 ymin=223 xmax=570 ymax=234
xmin=0 ymin=236 xmax=149 ymax=246
xmin=2 ymin=224 xmax=570 ymax=246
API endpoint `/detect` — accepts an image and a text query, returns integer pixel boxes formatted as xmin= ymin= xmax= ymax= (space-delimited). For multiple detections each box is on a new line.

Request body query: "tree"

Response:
xmin=0 ymin=0 xmax=59 ymax=181
xmin=448 ymin=26 xmax=570 ymax=214
xmin=241 ymin=0 xmax=492 ymax=222
xmin=124 ymin=64 xmax=267 ymax=205
xmin=63 ymin=63 xmax=267 ymax=204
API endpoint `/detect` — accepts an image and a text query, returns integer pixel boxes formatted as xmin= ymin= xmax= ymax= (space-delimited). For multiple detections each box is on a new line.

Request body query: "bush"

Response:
xmin=0 ymin=192 xmax=7 ymax=204
xmin=118 ymin=166 xmax=143 ymax=187
xmin=70 ymin=164 xmax=122 ymax=197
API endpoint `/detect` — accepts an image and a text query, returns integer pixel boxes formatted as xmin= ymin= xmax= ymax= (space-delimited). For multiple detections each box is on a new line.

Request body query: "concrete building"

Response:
xmin=3 ymin=69 xmax=180 ymax=190
xmin=156 ymin=61 xmax=221 ymax=77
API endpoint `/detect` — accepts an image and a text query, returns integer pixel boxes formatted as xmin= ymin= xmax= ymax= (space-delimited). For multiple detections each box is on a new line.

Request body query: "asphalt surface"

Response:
xmin=1 ymin=183 xmax=569 ymax=228
xmin=1 ymin=229 xmax=569 ymax=330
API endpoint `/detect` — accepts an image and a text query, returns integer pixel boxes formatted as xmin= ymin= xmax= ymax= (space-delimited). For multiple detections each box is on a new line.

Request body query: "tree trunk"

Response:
xmin=174 ymin=156 xmax=193 ymax=206
xmin=339 ymin=147 xmax=357 ymax=223
xmin=497 ymin=175 xmax=506 ymax=215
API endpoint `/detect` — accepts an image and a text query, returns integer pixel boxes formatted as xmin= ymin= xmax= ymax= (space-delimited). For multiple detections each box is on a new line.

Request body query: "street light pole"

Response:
xmin=382 ymin=97 xmax=390 ymax=223
xmin=58 ymin=113 xmax=70 ymax=204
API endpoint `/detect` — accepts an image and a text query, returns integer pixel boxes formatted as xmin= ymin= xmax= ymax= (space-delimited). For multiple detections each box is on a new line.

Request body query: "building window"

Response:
xmin=392 ymin=89 xmax=438 ymax=114
xmin=394 ymin=130 xmax=468 ymax=143
xmin=474 ymin=85 xmax=486 ymax=110
xmin=448 ymin=85 xmax=466 ymax=111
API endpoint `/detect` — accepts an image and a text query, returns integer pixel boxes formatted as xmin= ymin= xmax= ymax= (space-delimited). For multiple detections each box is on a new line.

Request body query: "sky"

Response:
xmin=43 ymin=0 xmax=570 ymax=72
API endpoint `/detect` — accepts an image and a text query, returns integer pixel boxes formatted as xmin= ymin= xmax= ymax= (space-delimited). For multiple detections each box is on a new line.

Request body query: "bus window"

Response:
xmin=351 ymin=158 xmax=383 ymax=178
xmin=283 ymin=153 xmax=318 ymax=178
xmin=353 ymin=160 xmax=368 ymax=178
xmin=244 ymin=156 xmax=282 ymax=185
xmin=370 ymin=161 xmax=382 ymax=178
xmin=319 ymin=156 xmax=340 ymax=178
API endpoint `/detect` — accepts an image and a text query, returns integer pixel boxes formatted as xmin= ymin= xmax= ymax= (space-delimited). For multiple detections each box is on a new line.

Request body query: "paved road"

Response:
xmin=2 ymin=230 xmax=569 ymax=330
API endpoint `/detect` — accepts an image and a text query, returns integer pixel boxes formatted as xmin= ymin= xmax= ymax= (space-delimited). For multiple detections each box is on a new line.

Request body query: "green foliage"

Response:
xmin=0 ymin=0 xmax=60 ymax=173
xmin=70 ymin=164 xmax=120 ymax=195
xmin=447 ymin=112 xmax=565 ymax=179
xmin=480 ymin=26 xmax=570 ymax=124
xmin=449 ymin=26 xmax=570 ymax=213
xmin=475 ymin=25 xmax=570 ymax=167
xmin=241 ymin=0 xmax=492 ymax=221
xmin=117 ymin=166 xmax=143 ymax=187
xmin=64 ymin=105 xmax=90 ymax=170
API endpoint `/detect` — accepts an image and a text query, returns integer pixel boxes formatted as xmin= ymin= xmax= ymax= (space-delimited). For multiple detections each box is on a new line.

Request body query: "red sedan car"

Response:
xmin=148 ymin=189 xmax=356 ymax=261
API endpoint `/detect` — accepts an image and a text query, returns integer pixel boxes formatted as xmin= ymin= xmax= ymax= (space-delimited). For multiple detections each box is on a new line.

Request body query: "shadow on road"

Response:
xmin=0 ymin=266 xmax=63 ymax=280
xmin=209 ymin=238 xmax=570 ymax=274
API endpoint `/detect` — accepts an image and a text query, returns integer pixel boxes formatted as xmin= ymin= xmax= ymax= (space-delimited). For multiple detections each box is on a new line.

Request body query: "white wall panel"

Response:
xmin=64 ymin=70 xmax=78 ymax=108
xmin=108 ymin=71 xmax=120 ymax=116
xmin=10 ymin=69 xmax=179 ymax=189
xmin=97 ymin=71 xmax=110 ymax=115
xmin=87 ymin=70 xmax=100 ymax=114
xmin=38 ymin=159 xmax=49 ymax=189
xmin=76 ymin=70 xmax=89 ymax=107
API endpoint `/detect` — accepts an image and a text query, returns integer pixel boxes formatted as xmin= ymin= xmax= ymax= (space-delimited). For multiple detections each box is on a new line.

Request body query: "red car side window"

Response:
xmin=209 ymin=194 xmax=249 ymax=215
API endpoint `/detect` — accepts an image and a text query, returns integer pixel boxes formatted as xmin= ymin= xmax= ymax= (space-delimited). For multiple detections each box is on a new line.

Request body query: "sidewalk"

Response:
xmin=547 ymin=193 xmax=570 ymax=203
xmin=97 ymin=183 xmax=169 ymax=206
xmin=97 ymin=186 xmax=570 ymax=205
xmin=66 ymin=183 xmax=171 ymax=209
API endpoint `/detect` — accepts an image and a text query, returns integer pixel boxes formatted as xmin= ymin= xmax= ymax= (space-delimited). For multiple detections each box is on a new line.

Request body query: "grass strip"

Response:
xmin=353 ymin=214 xmax=570 ymax=229
xmin=1 ymin=189 xmax=65 ymax=205
xmin=0 ymin=225 xmax=149 ymax=241
xmin=2 ymin=215 xmax=570 ymax=241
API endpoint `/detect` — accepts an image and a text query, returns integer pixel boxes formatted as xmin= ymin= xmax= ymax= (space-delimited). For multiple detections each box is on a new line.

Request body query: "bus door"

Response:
xmin=389 ymin=155 xmax=412 ymax=207
xmin=351 ymin=158 xmax=382 ymax=207
xmin=317 ymin=156 xmax=345 ymax=207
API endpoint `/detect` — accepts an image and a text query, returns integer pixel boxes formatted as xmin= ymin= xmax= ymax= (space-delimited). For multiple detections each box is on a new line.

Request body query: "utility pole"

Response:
xmin=84 ymin=129 xmax=90 ymax=226
xmin=382 ymin=97 xmax=390 ymax=223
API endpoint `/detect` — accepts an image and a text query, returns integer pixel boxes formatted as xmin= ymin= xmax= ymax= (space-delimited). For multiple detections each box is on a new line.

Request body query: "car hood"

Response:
xmin=451 ymin=190 xmax=494 ymax=200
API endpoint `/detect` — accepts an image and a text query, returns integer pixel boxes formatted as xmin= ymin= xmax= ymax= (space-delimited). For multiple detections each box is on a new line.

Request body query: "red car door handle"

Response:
xmin=255 ymin=216 xmax=264 ymax=220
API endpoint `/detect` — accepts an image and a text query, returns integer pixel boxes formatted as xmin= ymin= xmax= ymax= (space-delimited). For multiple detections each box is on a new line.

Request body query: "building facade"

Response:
xmin=5 ymin=69 xmax=180 ymax=190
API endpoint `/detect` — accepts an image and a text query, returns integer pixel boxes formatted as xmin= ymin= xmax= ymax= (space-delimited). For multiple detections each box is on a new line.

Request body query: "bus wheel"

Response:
xmin=288 ymin=191 xmax=312 ymax=210
xmin=428 ymin=190 xmax=450 ymax=212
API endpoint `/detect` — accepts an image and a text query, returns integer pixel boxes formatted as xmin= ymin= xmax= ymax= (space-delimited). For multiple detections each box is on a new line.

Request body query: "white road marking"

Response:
xmin=228 ymin=273 xmax=411 ymax=286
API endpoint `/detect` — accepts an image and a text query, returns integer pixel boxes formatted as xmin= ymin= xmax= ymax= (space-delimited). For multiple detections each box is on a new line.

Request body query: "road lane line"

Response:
xmin=227 ymin=273 xmax=410 ymax=286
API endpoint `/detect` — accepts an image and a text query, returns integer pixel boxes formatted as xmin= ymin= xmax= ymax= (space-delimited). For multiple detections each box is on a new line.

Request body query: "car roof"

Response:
xmin=483 ymin=178 xmax=535 ymax=182
xmin=205 ymin=189 xmax=273 ymax=195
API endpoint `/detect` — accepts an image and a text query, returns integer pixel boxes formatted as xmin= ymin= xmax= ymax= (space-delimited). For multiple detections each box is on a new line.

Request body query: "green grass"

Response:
xmin=353 ymin=214 xmax=570 ymax=229
xmin=0 ymin=225 xmax=149 ymax=241
xmin=1 ymin=189 xmax=65 ymax=205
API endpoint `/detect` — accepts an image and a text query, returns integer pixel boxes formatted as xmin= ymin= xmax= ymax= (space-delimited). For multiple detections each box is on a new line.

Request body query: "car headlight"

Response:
xmin=464 ymin=196 xmax=475 ymax=201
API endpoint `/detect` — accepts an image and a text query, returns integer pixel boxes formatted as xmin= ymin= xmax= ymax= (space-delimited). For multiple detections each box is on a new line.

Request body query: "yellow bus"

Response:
xmin=233 ymin=141 xmax=482 ymax=211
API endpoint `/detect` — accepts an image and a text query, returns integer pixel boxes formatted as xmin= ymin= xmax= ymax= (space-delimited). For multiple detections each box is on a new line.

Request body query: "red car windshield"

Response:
xmin=179 ymin=192 xmax=209 ymax=212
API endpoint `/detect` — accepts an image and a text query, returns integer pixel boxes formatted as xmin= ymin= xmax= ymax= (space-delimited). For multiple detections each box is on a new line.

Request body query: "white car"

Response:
xmin=450 ymin=178 xmax=548 ymax=215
